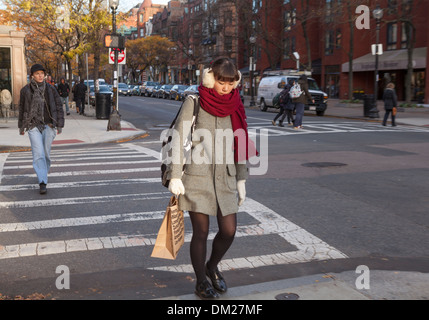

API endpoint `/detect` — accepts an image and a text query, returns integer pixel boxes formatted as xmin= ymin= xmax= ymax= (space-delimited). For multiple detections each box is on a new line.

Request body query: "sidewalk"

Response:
xmin=0 ymin=104 xmax=147 ymax=152
xmin=159 ymin=269 xmax=429 ymax=300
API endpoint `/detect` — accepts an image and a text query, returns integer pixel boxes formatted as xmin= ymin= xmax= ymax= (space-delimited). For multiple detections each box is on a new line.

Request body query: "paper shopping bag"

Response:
xmin=151 ymin=196 xmax=185 ymax=260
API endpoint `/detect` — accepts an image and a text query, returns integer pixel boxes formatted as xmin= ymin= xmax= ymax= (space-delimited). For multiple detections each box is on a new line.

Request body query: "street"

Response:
xmin=0 ymin=95 xmax=428 ymax=300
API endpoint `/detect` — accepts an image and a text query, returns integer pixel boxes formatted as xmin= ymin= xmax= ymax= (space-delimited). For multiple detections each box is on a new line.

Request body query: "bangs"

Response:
xmin=211 ymin=57 xmax=240 ymax=82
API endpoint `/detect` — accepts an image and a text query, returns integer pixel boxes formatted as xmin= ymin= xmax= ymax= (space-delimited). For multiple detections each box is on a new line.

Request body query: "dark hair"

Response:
xmin=211 ymin=57 xmax=240 ymax=82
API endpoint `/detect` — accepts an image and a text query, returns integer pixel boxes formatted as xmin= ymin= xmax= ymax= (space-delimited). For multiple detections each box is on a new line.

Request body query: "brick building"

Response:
xmin=122 ymin=0 xmax=428 ymax=103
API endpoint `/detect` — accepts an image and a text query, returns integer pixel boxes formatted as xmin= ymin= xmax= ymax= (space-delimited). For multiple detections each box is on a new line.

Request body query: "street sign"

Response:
xmin=371 ymin=44 xmax=383 ymax=55
xmin=109 ymin=48 xmax=126 ymax=65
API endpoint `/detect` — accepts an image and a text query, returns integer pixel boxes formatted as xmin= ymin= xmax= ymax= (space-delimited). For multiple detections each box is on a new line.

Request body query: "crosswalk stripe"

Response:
xmin=0 ymin=192 xmax=170 ymax=209
xmin=0 ymin=178 xmax=161 ymax=192
xmin=1 ymin=167 xmax=159 ymax=179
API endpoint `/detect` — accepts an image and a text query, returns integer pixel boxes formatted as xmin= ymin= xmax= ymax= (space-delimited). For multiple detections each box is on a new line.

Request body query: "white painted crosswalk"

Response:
xmin=247 ymin=118 xmax=429 ymax=137
xmin=0 ymin=143 xmax=347 ymax=272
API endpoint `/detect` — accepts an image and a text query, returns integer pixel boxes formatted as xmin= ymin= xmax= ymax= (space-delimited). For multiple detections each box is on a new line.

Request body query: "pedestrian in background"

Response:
xmin=73 ymin=79 xmax=87 ymax=115
xmin=18 ymin=64 xmax=64 ymax=194
xmin=291 ymin=74 xmax=314 ymax=129
xmin=272 ymin=79 xmax=295 ymax=127
xmin=168 ymin=57 xmax=257 ymax=299
xmin=382 ymin=82 xmax=398 ymax=127
xmin=58 ymin=78 xmax=70 ymax=115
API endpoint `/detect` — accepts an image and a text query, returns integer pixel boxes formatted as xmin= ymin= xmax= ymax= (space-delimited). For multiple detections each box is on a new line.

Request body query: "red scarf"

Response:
xmin=198 ymin=84 xmax=258 ymax=162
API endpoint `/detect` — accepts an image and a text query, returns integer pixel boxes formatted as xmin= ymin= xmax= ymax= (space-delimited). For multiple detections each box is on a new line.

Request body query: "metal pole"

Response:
xmin=86 ymin=53 xmax=89 ymax=111
xmin=112 ymin=6 xmax=118 ymax=111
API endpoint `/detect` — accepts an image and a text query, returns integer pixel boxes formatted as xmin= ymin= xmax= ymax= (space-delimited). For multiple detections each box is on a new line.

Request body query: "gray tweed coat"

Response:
xmin=167 ymin=96 xmax=248 ymax=216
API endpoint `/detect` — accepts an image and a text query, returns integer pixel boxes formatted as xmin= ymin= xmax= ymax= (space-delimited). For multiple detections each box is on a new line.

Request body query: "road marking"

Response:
xmin=1 ymin=167 xmax=159 ymax=179
xmin=0 ymin=177 xmax=161 ymax=192
xmin=150 ymin=198 xmax=348 ymax=273
xmin=0 ymin=191 xmax=170 ymax=209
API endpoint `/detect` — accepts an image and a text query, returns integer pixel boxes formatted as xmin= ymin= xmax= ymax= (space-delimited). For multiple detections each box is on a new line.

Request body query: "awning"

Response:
xmin=342 ymin=47 xmax=427 ymax=72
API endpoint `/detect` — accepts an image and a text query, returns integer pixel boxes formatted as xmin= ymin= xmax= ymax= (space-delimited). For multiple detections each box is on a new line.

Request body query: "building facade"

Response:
xmin=122 ymin=0 xmax=428 ymax=104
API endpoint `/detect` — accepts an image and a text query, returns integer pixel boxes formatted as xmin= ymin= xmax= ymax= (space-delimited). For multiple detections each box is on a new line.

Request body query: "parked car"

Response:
xmin=151 ymin=84 xmax=162 ymax=98
xmin=131 ymin=85 xmax=140 ymax=95
xmin=118 ymin=82 xmax=132 ymax=96
xmin=257 ymin=74 xmax=328 ymax=116
xmin=87 ymin=85 xmax=113 ymax=106
xmin=183 ymin=84 xmax=199 ymax=98
xmin=140 ymin=81 xmax=159 ymax=96
xmin=169 ymin=85 xmax=188 ymax=101
xmin=158 ymin=84 xmax=174 ymax=99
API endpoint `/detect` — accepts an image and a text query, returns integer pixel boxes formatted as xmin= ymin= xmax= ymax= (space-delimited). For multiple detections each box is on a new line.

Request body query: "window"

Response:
xmin=284 ymin=9 xmax=296 ymax=31
xmin=387 ymin=23 xmax=397 ymax=50
xmin=0 ymin=47 xmax=12 ymax=94
xmin=335 ymin=29 xmax=342 ymax=49
xmin=325 ymin=30 xmax=334 ymax=55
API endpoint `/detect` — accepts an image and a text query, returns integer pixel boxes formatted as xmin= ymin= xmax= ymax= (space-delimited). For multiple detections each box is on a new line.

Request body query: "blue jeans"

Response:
xmin=61 ymin=96 xmax=70 ymax=113
xmin=294 ymin=102 xmax=305 ymax=127
xmin=28 ymin=126 xmax=56 ymax=184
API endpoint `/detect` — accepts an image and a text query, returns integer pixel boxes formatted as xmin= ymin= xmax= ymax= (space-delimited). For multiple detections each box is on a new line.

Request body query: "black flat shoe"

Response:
xmin=206 ymin=264 xmax=227 ymax=293
xmin=195 ymin=280 xmax=219 ymax=299
xmin=39 ymin=183 xmax=47 ymax=194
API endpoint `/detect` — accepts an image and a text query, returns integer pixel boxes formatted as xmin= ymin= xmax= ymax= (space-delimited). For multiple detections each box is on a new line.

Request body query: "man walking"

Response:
xmin=74 ymin=79 xmax=87 ymax=115
xmin=58 ymin=78 xmax=70 ymax=115
xmin=18 ymin=63 xmax=64 ymax=194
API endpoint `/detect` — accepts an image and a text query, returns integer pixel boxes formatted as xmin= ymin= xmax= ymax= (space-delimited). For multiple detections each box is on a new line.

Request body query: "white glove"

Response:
xmin=168 ymin=178 xmax=185 ymax=196
xmin=237 ymin=180 xmax=246 ymax=206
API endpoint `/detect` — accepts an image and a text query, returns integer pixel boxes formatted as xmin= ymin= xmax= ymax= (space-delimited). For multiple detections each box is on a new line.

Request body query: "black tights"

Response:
xmin=189 ymin=210 xmax=237 ymax=284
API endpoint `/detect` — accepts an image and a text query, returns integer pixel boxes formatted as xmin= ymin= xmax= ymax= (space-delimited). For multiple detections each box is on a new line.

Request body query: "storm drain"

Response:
xmin=275 ymin=293 xmax=300 ymax=300
xmin=301 ymin=162 xmax=347 ymax=168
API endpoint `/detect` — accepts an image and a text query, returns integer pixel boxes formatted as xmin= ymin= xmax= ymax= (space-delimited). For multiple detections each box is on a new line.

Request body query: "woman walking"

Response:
xmin=18 ymin=64 xmax=64 ymax=194
xmin=382 ymin=82 xmax=398 ymax=127
xmin=167 ymin=57 xmax=257 ymax=299
xmin=291 ymin=74 xmax=314 ymax=129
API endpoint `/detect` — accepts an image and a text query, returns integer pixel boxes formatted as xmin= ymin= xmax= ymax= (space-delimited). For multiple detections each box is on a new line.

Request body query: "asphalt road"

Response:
xmin=0 ymin=95 xmax=428 ymax=300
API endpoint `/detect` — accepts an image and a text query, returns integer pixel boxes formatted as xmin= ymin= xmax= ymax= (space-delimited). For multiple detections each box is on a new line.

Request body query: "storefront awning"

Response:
xmin=342 ymin=47 xmax=427 ymax=72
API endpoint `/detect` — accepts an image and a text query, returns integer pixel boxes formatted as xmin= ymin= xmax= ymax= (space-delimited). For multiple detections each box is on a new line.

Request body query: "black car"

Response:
xmin=151 ymin=84 xmax=162 ymax=98
xmin=183 ymin=85 xmax=199 ymax=98
xmin=170 ymin=85 xmax=189 ymax=101
xmin=158 ymin=84 xmax=174 ymax=99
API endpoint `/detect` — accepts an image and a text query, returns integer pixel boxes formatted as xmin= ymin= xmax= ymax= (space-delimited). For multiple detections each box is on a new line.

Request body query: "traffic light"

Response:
xmin=104 ymin=34 xmax=125 ymax=49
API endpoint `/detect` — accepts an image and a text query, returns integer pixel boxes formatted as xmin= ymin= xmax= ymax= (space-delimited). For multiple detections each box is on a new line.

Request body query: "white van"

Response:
xmin=257 ymin=75 xmax=328 ymax=116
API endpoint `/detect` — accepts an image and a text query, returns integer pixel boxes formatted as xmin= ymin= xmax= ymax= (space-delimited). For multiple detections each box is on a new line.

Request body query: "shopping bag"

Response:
xmin=392 ymin=107 xmax=397 ymax=116
xmin=151 ymin=196 xmax=185 ymax=260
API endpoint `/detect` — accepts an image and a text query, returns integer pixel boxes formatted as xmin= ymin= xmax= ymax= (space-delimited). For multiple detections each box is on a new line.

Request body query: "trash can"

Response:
xmin=95 ymin=93 xmax=111 ymax=119
xmin=363 ymin=94 xmax=374 ymax=117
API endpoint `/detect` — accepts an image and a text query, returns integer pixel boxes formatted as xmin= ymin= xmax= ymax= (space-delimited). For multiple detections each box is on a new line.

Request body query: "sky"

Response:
xmin=118 ymin=0 xmax=170 ymax=12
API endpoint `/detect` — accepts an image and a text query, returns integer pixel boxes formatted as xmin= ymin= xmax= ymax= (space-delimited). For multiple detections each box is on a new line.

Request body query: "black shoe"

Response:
xmin=206 ymin=264 xmax=227 ymax=293
xmin=39 ymin=183 xmax=47 ymax=194
xmin=278 ymin=122 xmax=285 ymax=127
xmin=67 ymin=113 xmax=70 ymax=115
xmin=195 ymin=280 xmax=219 ymax=299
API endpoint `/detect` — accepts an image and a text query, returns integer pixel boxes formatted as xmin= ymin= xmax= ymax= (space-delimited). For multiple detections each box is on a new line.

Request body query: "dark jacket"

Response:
xmin=383 ymin=88 xmax=397 ymax=110
xmin=18 ymin=82 xmax=65 ymax=133
xmin=58 ymin=82 xmax=70 ymax=98
xmin=74 ymin=82 xmax=87 ymax=98
xmin=292 ymin=78 xmax=312 ymax=104
xmin=279 ymin=84 xmax=292 ymax=108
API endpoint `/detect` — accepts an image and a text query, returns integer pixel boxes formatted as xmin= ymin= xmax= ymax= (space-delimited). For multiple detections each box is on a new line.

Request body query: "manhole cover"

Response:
xmin=275 ymin=292 xmax=300 ymax=300
xmin=301 ymin=162 xmax=347 ymax=168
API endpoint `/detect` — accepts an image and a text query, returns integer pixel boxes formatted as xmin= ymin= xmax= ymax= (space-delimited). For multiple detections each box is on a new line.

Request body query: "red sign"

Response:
xmin=109 ymin=48 xmax=126 ymax=65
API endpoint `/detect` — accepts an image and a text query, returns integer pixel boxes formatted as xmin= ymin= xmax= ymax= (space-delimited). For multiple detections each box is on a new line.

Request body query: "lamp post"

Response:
xmin=249 ymin=36 xmax=256 ymax=107
xmin=371 ymin=4 xmax=383 ymax=118
xmin=110 ymin=0 xmax=119 ymax=112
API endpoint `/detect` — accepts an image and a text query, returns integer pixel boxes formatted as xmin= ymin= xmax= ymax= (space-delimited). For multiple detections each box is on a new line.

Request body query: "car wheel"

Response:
xmin=316 ymin=110 xmax=325 ymax=116
xmin=259 ymin=99 xmax=268 ymax=112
